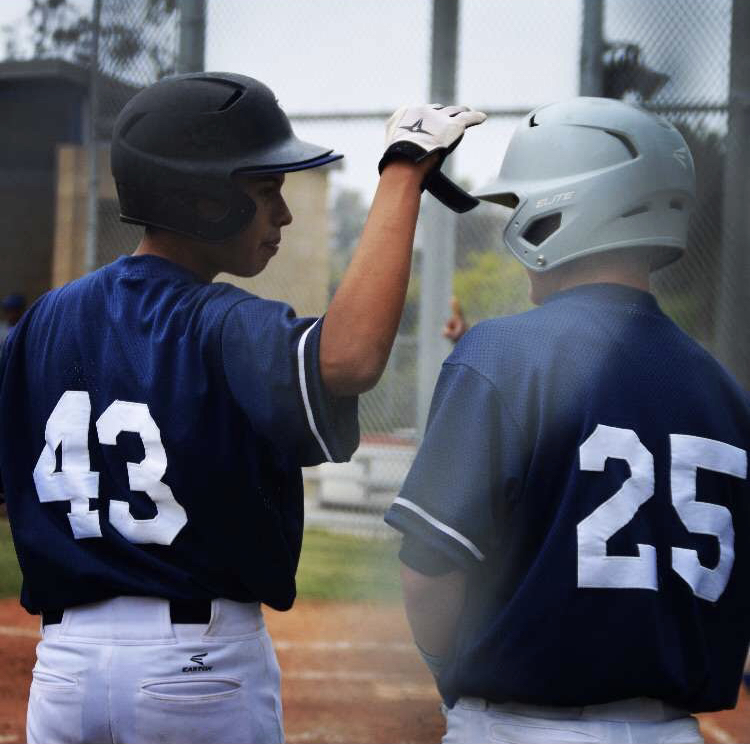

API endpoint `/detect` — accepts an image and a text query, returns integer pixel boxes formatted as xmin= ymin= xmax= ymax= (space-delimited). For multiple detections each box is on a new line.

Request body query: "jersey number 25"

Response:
xmin=577 ymin=424 xmax=747 ymax=602
xmin=33 ymin=390 xmax=187 ymax=546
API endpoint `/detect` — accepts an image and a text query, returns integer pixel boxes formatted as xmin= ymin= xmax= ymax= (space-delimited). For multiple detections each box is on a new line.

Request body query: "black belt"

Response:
xmin=42 ymin=599 xmax=212 ymax=627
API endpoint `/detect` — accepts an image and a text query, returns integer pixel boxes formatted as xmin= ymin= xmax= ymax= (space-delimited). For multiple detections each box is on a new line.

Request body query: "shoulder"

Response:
xmin=448 ymin=305 xmax=557 ymax=381
xmin=215 ymin=284 xmax=300 ymax=329
xmin=672 ymin=326 xmax=750 ymax=410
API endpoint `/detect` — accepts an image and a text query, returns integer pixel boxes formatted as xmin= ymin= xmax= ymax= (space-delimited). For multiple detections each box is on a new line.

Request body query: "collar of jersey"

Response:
xmin=117 ymin=254 xmax=209 ymax=284
xmin=542 ymin=282 xmax=660 ymax=312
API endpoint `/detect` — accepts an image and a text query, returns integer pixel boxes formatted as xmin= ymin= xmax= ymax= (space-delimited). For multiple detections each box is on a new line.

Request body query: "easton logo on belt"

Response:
xmin=182 ymin=652 xmax=213 ymax=673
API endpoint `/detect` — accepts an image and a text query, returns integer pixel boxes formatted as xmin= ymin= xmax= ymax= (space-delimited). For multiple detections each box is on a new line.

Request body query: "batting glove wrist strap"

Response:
xmin=379 ymin=103 xmax=487 ymax=213
xmin=378 ymin=141 xmax=432 ymax=170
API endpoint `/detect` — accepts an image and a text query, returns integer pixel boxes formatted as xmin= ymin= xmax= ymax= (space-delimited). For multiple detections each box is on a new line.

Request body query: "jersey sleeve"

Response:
xmin=221 ymin=298 xmax=359 ymax=466
xmin=385 ymin=361 xmax=522 ymax=572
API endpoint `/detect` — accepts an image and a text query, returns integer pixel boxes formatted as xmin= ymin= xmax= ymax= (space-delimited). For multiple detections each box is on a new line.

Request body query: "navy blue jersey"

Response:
xmin=385 ymin=283 xmax=750 ymax=713
xmin=0 ymin=255 xmax=358 ymax=614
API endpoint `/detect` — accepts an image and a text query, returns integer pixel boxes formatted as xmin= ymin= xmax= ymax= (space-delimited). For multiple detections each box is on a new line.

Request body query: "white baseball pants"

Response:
xmin=442 ymin=696 xmax=704 ymax=744
xmin=26 ymin=596 xmax=284 ymax=744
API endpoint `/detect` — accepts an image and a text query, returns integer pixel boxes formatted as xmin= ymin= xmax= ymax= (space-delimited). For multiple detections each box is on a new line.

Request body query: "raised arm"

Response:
xmin=320 ymin=105 xmax=485 ymax=396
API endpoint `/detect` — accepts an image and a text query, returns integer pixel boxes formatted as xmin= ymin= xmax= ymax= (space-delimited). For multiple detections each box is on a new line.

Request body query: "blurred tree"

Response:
xmin=328 ymin=187 xmax=368 ymax=297
xmin=454 ymin=203 xmax=503 ymax=269
xmin=597 ymin=39 xmax=726 ymax=344
xmin=28 ymin=0 xmax=177 ymax=80
xmin=602 ymin=42 xmax=669 ymax=102
xmin=449 ymin=198 xmax=531 ymax=323
xmin=331 ymin=188 xmax=367 ymax=255
xmin=453 ymin=249 xmax=532 ymax=325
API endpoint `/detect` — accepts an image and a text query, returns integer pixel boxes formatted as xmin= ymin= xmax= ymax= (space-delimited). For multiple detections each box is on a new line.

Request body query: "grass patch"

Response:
xmin=0 ymin=522 xmax=403 ymax=604
xmin=0 ymin=519 xmax=22 ymax=598
xmin=296 ymin=528 xmax=401 ymax=602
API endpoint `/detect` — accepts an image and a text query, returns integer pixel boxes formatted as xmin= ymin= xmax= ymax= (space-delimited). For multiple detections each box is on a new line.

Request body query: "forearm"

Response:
xmin=321 ymin=161 xmax=429 ymax=396
xmin=400 ymin=563 xmax=466 ymax=657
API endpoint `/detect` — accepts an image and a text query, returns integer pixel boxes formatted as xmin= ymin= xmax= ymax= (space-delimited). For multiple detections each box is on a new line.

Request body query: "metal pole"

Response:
xmin=716 ymin=0 xmax=750 ymax=390
xmin=579 ymin=0 xmax=604 ymax=96
xmin=416 ymin=0 xmax=460 ymax=436
xmin=83 ymin=0 xmax=102 ymax=275
xmin=178 ymin=0 xmax=206 ymax=73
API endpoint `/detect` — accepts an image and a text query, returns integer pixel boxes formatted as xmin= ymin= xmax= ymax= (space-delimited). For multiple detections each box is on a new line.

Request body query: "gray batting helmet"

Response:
xmin=111 ymin=72 xmax=342 ymax=241
xmin=473 ymin=97 xmax=696 ymax=271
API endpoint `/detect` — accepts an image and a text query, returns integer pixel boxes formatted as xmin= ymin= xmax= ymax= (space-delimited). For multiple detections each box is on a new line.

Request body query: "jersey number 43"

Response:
xmin=33 ymin=390 xmax=187 ymax=546
xmin=577 ymin=424 xmax=747 ymax=602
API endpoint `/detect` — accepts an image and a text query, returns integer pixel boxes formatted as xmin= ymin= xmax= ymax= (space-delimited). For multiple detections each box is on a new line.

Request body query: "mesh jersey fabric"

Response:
xmin=0 ymin=254 xmax=358 ymax=614
xmin=385 ymin=283 xmax=750 ymax=713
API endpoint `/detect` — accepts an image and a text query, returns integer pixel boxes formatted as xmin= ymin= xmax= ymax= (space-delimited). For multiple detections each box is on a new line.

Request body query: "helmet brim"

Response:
xmin=234 ymin=137 xmax=343 ymax=176
xmin=472 ymin=178 xmax=521 ymax=208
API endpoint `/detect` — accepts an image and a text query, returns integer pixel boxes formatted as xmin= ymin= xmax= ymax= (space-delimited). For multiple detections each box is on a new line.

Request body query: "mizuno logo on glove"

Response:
xmin=399 ymin=118 xmax=432 ymax=135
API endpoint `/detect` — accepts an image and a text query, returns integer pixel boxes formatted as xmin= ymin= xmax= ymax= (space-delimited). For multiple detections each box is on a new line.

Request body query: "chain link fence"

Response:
xmin=603 ymin=0 xmax=730 ymax=350
xmin=0 ymin=0 xmax=742 ymax=536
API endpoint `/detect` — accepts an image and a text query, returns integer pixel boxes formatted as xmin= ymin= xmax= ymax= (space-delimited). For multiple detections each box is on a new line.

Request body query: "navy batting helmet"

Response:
xmin=111 ymin=72 xmax=342 ymax=241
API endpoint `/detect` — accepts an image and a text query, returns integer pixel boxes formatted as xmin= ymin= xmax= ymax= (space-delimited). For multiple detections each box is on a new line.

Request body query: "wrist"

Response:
xmin=378 ymin=158 xmax=431 ymax=183
xmin=379 ymin=153 xmax=439 ymax=181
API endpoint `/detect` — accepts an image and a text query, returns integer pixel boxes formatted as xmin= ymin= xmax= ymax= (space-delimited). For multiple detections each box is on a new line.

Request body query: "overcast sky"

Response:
xmin=204 ymin=0 xmax=581 ymax=196
xmin=0 ymin=0 xmax=731 ymax=198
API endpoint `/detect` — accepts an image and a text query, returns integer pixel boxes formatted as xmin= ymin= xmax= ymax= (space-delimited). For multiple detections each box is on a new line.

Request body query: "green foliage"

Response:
xmin=0 ymin=520 xmax=400 ymax=604
xmin=0 ymin=520 xmax=22 ymax=599
xmin=453 ymin=249 xmax=532 ymax=325
xmin=657 ymin=292 xmax=706 ymax=340
xmin=296 ymin=528 xmax=401 ymax=602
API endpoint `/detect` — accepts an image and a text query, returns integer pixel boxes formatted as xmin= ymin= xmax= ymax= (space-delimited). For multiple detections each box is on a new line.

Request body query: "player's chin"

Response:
xmin=260 ymin=241 xmax=280 ymax=259
xmin=235 ymin=245 xmax=279 ymax=277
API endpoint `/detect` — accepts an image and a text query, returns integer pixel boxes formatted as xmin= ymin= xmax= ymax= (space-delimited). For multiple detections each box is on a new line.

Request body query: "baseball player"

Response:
xmin=385 ymin=97 xmax=750 ymax=743
xmin=0 ymin=71 xmax=485 ymax=744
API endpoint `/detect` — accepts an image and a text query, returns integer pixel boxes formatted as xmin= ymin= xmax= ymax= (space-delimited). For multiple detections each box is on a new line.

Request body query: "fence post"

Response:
xmin=579 ymin=0 xmax=604 ymax=96
xmin=417 ymin=0 xmax=459 ymax=436
xmin=83 ymin=0 xmax=102 ymax=275
xmin=178 ymin=0 xmax=206 ymax=73
xmin=716 ymin=0 xmax=750 ymax=390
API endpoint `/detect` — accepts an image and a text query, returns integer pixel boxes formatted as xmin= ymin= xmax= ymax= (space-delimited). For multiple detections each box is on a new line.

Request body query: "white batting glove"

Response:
xmin=382 ymin=104 xmax=486 ymax=158
xmin=379 ymin=104 xmax=487 ymax=213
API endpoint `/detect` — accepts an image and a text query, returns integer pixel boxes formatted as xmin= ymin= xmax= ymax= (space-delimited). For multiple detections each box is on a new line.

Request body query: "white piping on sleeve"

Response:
xmin=298 ymin=320 xmax=333 ymax=462
xmin=392 ymin=497 xmax=485 ymax=561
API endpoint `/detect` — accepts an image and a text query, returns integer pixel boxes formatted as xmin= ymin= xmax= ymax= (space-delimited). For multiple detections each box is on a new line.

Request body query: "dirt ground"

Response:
xmin=0 ymin=597 xmax=747 ymax=744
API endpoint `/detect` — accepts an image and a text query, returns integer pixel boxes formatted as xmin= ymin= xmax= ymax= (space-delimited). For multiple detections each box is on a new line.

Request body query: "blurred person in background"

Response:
xmin=0 ymin=294 xmax=26 ymax=346
xmin=387 ymin=97 xmax=750 ymax=744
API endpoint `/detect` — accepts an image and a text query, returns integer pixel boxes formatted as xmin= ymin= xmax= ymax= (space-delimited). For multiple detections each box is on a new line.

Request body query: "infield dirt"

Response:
xmin=0 ymin=598 xmax=746 ymax=743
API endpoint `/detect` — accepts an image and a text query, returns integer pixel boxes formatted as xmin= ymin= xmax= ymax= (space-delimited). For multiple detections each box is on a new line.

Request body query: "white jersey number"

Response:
xmin=577 ymin=424 xmax=747 ymax=602
xmin=33 ymin=391 xmax=187 ymax=545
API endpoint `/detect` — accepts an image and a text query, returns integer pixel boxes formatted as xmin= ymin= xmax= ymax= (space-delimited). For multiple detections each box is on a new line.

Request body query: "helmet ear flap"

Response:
xmin=117 ymin=183 xmax=257 ymax=242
